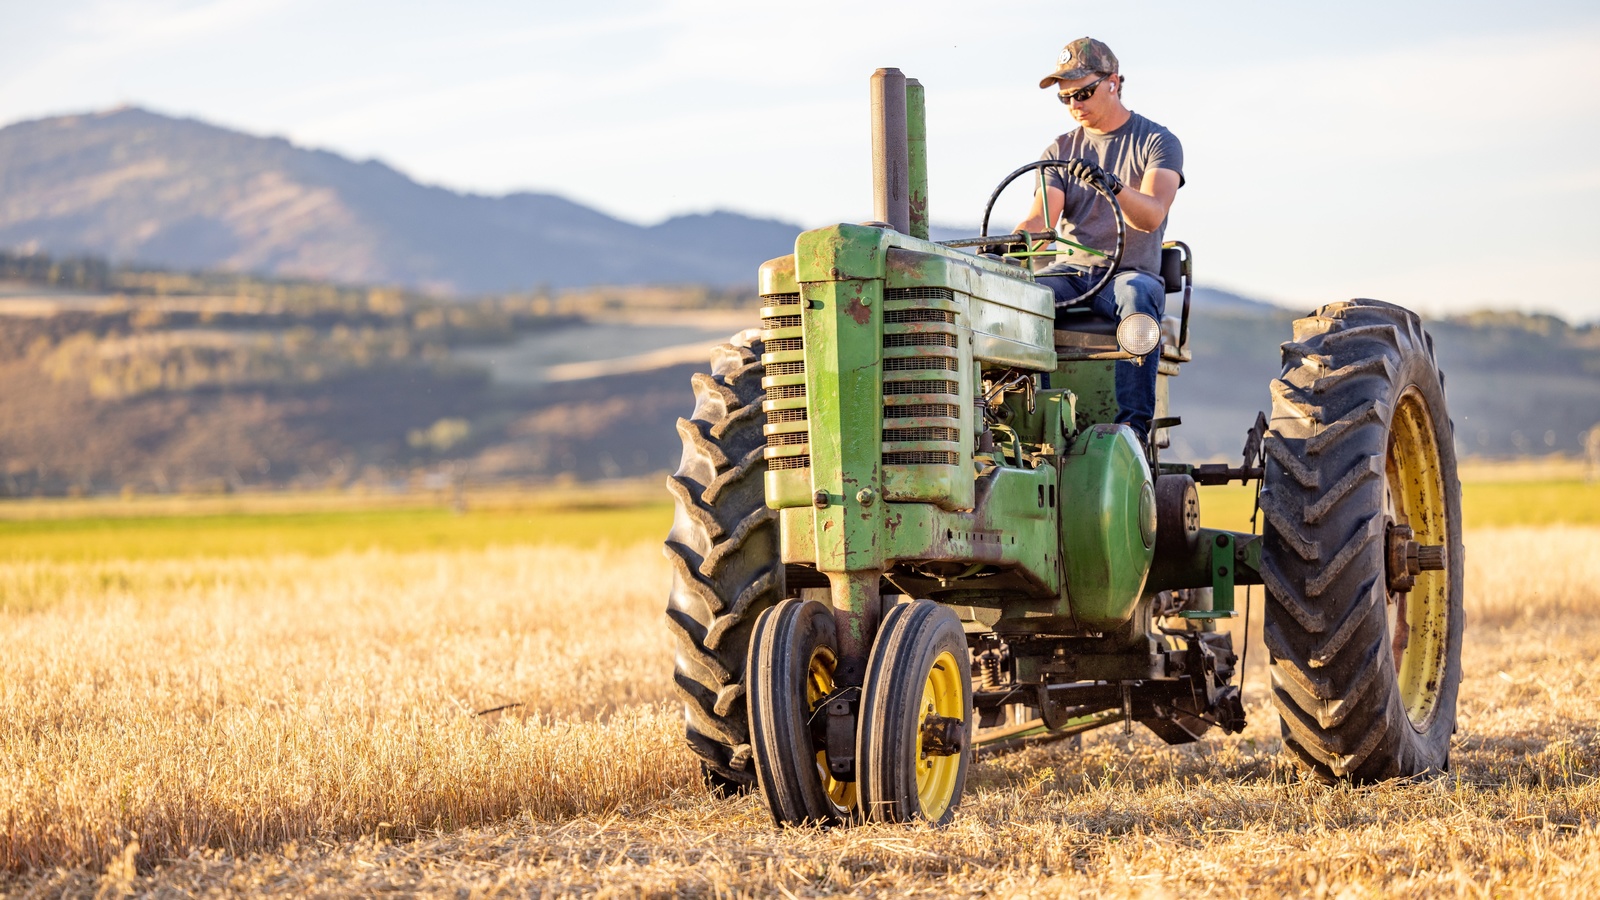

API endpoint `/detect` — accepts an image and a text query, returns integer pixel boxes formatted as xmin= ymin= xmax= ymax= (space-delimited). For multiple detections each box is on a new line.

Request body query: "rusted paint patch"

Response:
xmin=886 ymin=248 xmax=930 ymax=283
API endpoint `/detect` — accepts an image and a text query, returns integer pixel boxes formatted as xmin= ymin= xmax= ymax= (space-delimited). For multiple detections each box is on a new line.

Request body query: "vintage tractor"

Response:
xmin=664 ymin=69 xmax=1463 ymax=825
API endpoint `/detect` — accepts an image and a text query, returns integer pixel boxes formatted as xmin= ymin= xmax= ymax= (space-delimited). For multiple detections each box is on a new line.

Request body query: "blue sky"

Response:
xmin=3 ymin=0 xmax=1598 ymax=318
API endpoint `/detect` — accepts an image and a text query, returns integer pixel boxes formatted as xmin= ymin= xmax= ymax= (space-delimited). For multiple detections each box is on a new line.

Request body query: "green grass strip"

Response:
xmin=0 ymin=504 xmax=674 ymax=561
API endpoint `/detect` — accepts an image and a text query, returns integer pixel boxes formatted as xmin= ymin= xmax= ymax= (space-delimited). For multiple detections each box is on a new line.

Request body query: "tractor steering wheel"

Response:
xmin=979 ymin=159 xmax=1127 ymax=309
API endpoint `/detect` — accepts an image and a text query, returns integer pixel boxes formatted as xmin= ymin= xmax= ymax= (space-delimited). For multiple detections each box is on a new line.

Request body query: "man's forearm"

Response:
xmin=1117 ymin=188 xmax=1167 ymax=233
xmin=1119 ymin=169 xmax=1181 ymax=233
xmin=1013 ymin=214 xmax=1050 ymax=236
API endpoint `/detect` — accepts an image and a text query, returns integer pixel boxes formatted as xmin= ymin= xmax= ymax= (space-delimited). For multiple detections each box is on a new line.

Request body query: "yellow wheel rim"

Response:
xmin=1385 ymin=386 xmax=1451 ymax=731
xmin=805 ymin=646 xmax=856 ymax=812
xmin=913 ymin=649 xmax=964 ymax=821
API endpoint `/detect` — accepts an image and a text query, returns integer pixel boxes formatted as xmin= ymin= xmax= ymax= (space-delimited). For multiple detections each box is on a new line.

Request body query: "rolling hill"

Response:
xmin=0 ymin=108 xmax=803 ymax=294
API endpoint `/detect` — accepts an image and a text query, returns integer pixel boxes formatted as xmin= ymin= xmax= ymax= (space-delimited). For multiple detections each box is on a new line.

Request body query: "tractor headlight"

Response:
xmin=1116 ymin=314 xmax=1161 ymax=357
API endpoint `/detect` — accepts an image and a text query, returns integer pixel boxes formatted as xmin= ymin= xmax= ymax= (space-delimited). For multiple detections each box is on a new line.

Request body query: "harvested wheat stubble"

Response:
xmin=2 ymin=528 xmax=1599 ymax=897
xmin=0 ymin=545 xmax=699 ymax=873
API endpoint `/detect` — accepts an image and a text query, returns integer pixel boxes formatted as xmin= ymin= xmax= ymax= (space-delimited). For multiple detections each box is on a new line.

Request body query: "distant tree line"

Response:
xmin=2 ymin=248 xmax=760 ymax=314
xmin=0 ymin=250 xmax=113 ymax=291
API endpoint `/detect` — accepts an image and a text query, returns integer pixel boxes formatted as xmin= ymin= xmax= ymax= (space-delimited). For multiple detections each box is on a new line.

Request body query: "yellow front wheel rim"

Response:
xmin=805 ymin=646 xmax=856 ymax=811
xmin=913 ymin=650 xmax=964 ymax=821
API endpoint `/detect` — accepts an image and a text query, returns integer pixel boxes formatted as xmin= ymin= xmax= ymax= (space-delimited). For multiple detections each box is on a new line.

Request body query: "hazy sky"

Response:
xmin=3 ymin=0 xmax=1599 ymax=319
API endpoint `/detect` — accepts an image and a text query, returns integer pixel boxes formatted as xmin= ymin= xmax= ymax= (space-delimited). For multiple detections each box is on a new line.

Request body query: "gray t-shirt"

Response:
xmin=1040 ymin=111 xmax=1184 ymax=278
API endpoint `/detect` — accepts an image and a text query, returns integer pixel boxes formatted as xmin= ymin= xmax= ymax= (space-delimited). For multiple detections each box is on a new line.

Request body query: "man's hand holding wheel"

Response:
xmin=1062 ymin=158 xmax=1122 ymax=195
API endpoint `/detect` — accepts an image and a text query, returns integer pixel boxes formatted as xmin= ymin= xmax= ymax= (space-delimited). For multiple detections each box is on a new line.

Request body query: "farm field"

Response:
xmin=0 ymin=475 xmax=1594 ymax=562
xmin=1 ymin=479 xmax=1598 ymax=896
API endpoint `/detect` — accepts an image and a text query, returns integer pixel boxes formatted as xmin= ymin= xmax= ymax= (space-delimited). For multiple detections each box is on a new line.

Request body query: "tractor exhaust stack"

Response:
xmin=906 ymin=77 xmax=929 ymax=240
xmin=870 ymin=68 xmax=909 ymax=234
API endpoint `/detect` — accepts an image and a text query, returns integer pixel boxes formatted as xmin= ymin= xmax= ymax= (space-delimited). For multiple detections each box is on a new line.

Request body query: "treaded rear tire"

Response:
xmin=664 ymin=330 xmax=782 ymax=791
xmin=1261 ymin=299 xmax=1464 ymax=782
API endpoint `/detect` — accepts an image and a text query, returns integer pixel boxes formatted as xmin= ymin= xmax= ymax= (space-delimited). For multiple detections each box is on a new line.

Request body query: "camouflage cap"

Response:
xmin=1039 ymin=37 xmax=1119 ymax=89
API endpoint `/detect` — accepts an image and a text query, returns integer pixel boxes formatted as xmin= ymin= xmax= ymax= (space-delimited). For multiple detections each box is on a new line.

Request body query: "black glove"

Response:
xmin=1062 ymin=158 xmax=1122 ymax=195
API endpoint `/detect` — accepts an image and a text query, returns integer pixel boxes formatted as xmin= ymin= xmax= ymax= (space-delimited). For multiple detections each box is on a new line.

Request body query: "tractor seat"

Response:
xmin=1054 ymin=305 xmax=1118 ymax=334
xmin=1049 ymin=244 xmax=1191 ymax=359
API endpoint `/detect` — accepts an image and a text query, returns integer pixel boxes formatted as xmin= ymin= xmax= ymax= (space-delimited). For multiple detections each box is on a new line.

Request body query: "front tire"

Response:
xmin=856 ymin=600 xmax=973 ymax=824
xmin=1261 ymin=299 xmax=1464 ymax=782
xmin=747 ymin=598 xmax=856 ymax=825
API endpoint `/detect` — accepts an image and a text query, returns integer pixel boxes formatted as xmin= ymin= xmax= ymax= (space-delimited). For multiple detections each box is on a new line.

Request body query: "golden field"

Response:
xmin=0 ymin=492 xmax=1598 ymax=895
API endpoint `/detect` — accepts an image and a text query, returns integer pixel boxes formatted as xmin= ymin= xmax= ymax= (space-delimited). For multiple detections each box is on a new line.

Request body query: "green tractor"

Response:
xmin=665 ymin=69 xmax=1463 ymax=825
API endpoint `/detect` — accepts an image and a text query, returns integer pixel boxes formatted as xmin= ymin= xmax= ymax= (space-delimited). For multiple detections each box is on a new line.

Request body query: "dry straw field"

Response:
xmin=1 ymin=499 xmax=1598 ymax=896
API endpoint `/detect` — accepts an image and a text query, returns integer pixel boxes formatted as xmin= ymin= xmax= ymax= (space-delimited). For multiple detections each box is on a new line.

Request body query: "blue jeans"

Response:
xmin=1036 ymin=265 xmax=1166 ymax=441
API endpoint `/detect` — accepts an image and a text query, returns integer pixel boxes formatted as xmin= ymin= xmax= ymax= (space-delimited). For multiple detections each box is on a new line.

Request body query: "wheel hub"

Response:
xmin=1384 ymin=522 xmax=1446 ymax=594
xmin=918 ymin=713 xmax=966 ymax=758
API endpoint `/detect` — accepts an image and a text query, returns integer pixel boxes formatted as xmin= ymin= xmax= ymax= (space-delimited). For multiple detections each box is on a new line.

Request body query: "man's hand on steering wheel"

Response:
xmin=979 ymin=159 xmax=1128 ymax=309
xmin=1062 ymin=158 xmax=1122 ymax=195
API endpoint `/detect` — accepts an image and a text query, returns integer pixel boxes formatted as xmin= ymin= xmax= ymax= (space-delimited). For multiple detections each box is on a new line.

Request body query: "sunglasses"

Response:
xmin=1057 ymin=74 xmax=1110 ymax=105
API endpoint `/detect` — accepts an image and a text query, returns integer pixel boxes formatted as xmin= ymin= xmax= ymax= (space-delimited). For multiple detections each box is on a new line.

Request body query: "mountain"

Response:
xmin=0 ymin=108 xmax=804 ymax=294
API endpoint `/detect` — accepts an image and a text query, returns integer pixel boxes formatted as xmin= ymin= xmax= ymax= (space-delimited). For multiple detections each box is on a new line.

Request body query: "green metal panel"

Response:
xmin=1056 ymin=424 xmax=1156 ymax=629
xmin=1052 ymin=355 xmax=1179 ymax=430
xmin=884 ymin=249 xmax=1054 ymax=371
xmin=1004 ymin=388 xmax=1076 ymax=450
xmin=795 ymin=226 xmax=889 ymax=574
xmin=803 ymin=275 xmax=885 ymax=573
xmin=877 ymin=469 xmax=1060 ymax=598
xmin=1051 ymin=359 xmax=1118 ymax=427
xmin=759 ymin=254 xmax=798 ymax=295
xmin=779 ymin=506 xmax=817 ymax=563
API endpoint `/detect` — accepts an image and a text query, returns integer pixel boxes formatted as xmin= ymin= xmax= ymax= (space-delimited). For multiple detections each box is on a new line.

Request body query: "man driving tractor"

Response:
xmin=1014 ymin=36 xmax=1184 ymax=445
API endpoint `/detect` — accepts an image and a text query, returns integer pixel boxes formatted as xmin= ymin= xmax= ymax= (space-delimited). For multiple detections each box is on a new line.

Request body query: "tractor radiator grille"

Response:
xmin=880 ymin=290 xmax=964 ymax=478
xmin=884 ymin=332 xmax=958 ymax=349
xmin=883 ymin=451 xmax=961 ymax=466
xmin=884 ymin=427 xmax=960 ymax=443
xmin=885 ymin=403 xmax=959 ymax=419
xmin=884 ymin=287 xmax=955 ymax=303
xmin=884 ymin=356 xmax=958 ymax=372
xmin=767 ymin=455 xmax=811 ymax=471
xmin=884 ymin=379 xmax=958 ymax=396
xmin=761 ymin=293 xmax=809 ymax=471
xmin=767 ymin=407 xmax=807 ymax=423
xmin=885 ymin=308 xmax=955 ymax=324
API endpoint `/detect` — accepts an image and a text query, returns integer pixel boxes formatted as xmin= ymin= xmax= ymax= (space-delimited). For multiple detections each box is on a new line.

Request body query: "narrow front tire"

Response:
xmin=856 ymin=600 xmax=972 ymax=825
xmin=748 ymin=598 xmax=856 ymax=825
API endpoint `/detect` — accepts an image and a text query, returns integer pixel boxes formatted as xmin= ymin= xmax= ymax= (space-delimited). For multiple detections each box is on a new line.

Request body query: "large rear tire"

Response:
xmin=1261 ymin=299 xmax=1464 ymax=782
xmin=664 ymin=330 xmax=783 ymax=791
xmin=856 ymin=600 xmax=973 ymax=824
xmin=747 ymin=598 xmax=856 ymax=825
